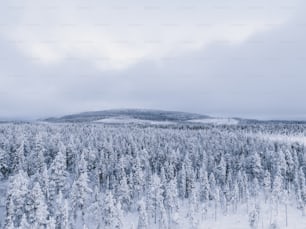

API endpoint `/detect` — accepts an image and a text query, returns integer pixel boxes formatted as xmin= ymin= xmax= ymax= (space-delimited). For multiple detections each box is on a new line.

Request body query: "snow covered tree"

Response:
xmin=54 ymin=191 xmax=67 ymax=229
xmin=0 ymin=148 xmax=9 ymax=179
xmin=47 ymin=217 xmax=56 ymax=229
xmin=27 ymin=134 xmax=46 ymax=176
xmin=137 ymin=199 xmax=149 ymax=229
xmin=14 ymin=140 xmax=26 ymax=173
xmin=26 ymin=182 xmax=49 ymax=227
xmin=102 ymin=191 xmax=123 ymax=229
xmin=49 ymin=150 xmax=67 ymax=194
xmin=178 ymin=165 xmax=187 ymax=199
xmin=215 ymin=155 xmax=226 ymax=185
xmin=248 ymin=205 xmax=260 ymax=229
xmin=208 ymin=173 xmax=217 ymax=201
xmin=5 ymin=170 xmax=29 ymax=227
xmin=272 ymin=172 xmax=283 ymax=217
xmin=71 ymin=153 xmax=92 ymax=223
xmin=117 ymin=171 xmax=131 ymax=212
xmin=247 ymin=152 xmax=263 ymax=180
xmin=199 ymin=170 xmax=209 ymax=203
xmin=263 ymin=170 xmax=271 ymax=203
xmin=131 ymin=156 xmax=145 ymax=200
xmin=147 ymin=174 xmax=165 ymax=225
xmin=187 ymin=188 xmax=199 ymax=229
xmin=19 ymin=214 xmax=29 ymax=229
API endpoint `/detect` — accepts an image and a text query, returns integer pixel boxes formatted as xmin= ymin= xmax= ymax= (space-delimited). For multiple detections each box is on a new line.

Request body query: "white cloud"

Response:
xmin=0 ymin=0 xmax=305 ymax=119
xmin=2 ymin=0 xmax=297 ymax=70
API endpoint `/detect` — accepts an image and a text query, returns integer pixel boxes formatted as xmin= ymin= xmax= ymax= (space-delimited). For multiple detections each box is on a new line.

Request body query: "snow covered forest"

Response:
xmin=0 ymin=122 xmax=306 ymax=229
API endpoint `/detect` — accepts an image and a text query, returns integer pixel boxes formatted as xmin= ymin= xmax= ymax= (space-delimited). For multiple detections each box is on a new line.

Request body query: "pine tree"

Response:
xmin=165 ymin=179 xmax=179 ymax=215
xmin=47 ymin=217 xmax=56 ymax=229
xmin=178 ymin=165 xmax=187 ymax=198
xmin=159 ymin=203 xmax=168 ymax=229
xmin=63 ymin=199 xmax=70 ymax=229
xmin=88 ymin=186 xmax=103 ymax=227
xmin=199 ymin=170 xmax=209 ymax=203
xmin=263 ymin=170 xmax=271 ymax=203
xmin=137 ymin=199 xmax=148 ymax=229
xmin=215 ymin=155 xmax=226 ymax=185
xmin=15 ymin=140 xmax=26 ymax=173
xmin=5 ymin=170 xmax=29 ymax=227
xmin=71 ymin=152 xmax=92 ymax=223
xmin=132 ymin=156 xmax=145 ymax=200
xmin=272 ymin=172 xmax=283 ymax=217
xmin=102 ymin=191 xmax=122 ymax=229
xmin=54 ymin=191 xmax=64 ymax=229
xmin=252 ymin=178 xmax=260 ymax=198
xmin=148 ymin=174 xmax=165 ymax=225
xmin=164 ymin=178 xmax=179 ymax=225
xmin=18 ymin=214 xmax=29 ymax=229
xmin=232 ymin=181 xmax=239 ymax=213
xmin=5 ymin=198 xmax=15 ymax=229
xmin=299 ymin=168 xmax=306 ymax=204
xmin=28 ymin=182 xmax=49 ymax=227
xmin=117 ymin=171 xmax=131 ymax=212
xmin=0 ymin=148 xmax=9 ymax=179
xmin=247 ymin=152 xmax=263 ymax=179
xmin=208 ymin=173 xmax=216 ymax=201
xmin=187 ymin=188 xmax=199 ymax=229
xmin=42 ymin=163 xmax=50 ymax=197
xmin=49 ymin=150 xmax=67 ymax=194
xmin=248 ymin=205 xmax=259 ymax=229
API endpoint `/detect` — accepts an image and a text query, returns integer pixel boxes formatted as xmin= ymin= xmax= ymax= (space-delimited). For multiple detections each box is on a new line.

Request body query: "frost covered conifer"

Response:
xmin=102 ymin=191 xmax=122 ymax=229
xmin=31 ymin=182 xmax=49 ymax=227
xmin=50 ymin=150 xmax=67 ymax=194
xmin=137 ymin=199 xmax=148 ymax=229
xmin=18 ymin=214 xmax=29 ymax=229
xmin=263 ymin=170 xmax=271 ymax=203
xmin=71 ymin=152 xmax=91 ymax=223
xmin=5 ymin=171 xmax=28 ymax=227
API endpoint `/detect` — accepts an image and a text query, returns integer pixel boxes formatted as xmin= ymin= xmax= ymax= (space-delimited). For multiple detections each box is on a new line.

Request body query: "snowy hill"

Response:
xmin=42 ymin=109 xmax=306 ymax=125
xmin=44 ymin=109 xmax=211 ymax=123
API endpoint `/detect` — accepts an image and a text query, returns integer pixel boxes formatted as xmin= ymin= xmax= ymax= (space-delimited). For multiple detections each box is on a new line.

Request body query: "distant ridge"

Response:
xmin=44 ymin=109 xmax=211 ymax=123
xmin=42 ymin=109 xmax=306 ymax=125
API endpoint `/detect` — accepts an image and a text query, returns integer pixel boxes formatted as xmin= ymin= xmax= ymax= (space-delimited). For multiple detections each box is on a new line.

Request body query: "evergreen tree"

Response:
xmin=137 ymin=199 xmax=148 ymax=229
xmin=148 ymin=174 xmax=165 ymax=225
xmin=28 ymin=182 xmax=49 ymax=227
xmin=117 ymin=171 xmax=131 ymax=212
xmin=178 ymin=165 xmax=187 ymax=199
xmin=208 ymin=173 xmax=216 ymax=201
xmin=71 ymin=151 xmax=92 ymax=223
xmin=102 ymin=191 xmax=122 ymax=229
xmin=19 ymin=214 xmax=29 ymax=229
xmin=0 ymin=148 xmax=9 ymax=179
xmin=49 ymin=150 xmax=67 ymax=194
xmin=263 ymin=170 xmax=272 ymax=203
xmin=164 ymin=178 xmax=179 ymax=220
xmin=5 ymin=171 xmax=29 ymax=227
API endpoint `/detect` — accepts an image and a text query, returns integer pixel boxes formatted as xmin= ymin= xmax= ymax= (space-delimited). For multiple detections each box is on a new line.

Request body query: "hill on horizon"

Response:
xmin=44 ymin=109 xmax=211 ymax=123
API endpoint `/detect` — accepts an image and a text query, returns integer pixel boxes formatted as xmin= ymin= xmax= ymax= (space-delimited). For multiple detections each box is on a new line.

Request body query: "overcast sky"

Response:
xmin=0 ymin=0 xmax=305 ymax=120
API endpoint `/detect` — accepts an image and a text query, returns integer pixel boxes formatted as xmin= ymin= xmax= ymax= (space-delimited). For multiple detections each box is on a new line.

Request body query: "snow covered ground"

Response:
xmin=188 ymin=118 xmax=239 ymax=125
xmin=94 ymin=116 xmax=175 ymax=125
xmin=94 ymin=116 xmax=240 ymax=126
xmin=198 ymin=201 xmax=306 ymax=229
xmin=252 ymin=133 xmax=306 ymax=146
xmin=103 ymin=199 xmax=306 ymax=229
